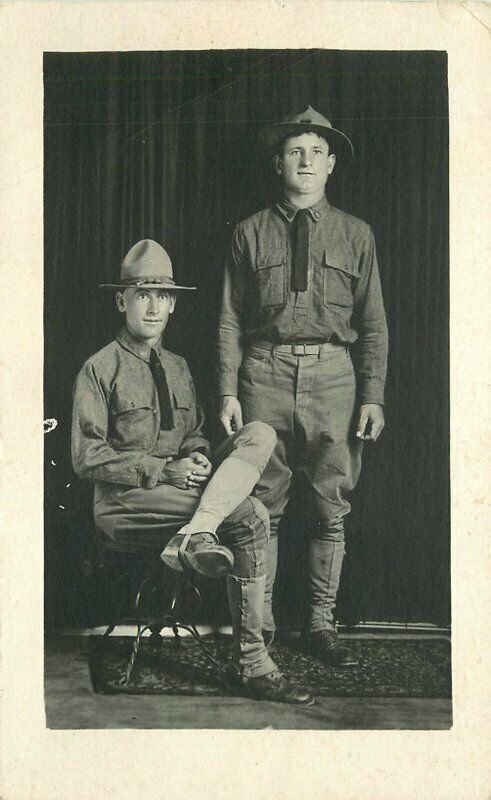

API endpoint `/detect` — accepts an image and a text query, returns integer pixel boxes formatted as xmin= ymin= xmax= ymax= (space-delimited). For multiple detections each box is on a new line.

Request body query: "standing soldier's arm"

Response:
xmin=218 ymin=226 xmax=246 ymax=434
xmin=352 ymin=227 xmax=389 ymax=442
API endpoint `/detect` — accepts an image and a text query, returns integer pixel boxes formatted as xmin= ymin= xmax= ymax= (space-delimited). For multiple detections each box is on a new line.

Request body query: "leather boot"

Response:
xmin=307 ymin=528 xmax=357 ymax=666
xmin=243 ymin=669 xmax=314 ymax=705
xmin=309 ymin=531 xmax=345 ymax=632
xmin=226 ymin=574 xmax=275 ymax=677
xmin=262 ymin=531 xmax=278 ymax=643
xmin=306 ymin=629 xmax=358 ymax=667
xmin=161 ymin=530 xmax=234 ymax=578
xmin=226 ymin=574 xmax=314 ymax=704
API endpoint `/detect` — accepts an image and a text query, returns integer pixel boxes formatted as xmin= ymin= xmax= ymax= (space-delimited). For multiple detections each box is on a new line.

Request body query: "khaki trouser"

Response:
xmin=94 ymin=422 xmax=277 ymax=678
xmin=239 ymin=345 xmax=363 ymax=633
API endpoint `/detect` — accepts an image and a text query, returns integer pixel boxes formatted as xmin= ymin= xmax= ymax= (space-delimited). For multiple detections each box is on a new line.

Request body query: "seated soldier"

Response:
xmin=71 ymin=239 xmax=313 ymax=706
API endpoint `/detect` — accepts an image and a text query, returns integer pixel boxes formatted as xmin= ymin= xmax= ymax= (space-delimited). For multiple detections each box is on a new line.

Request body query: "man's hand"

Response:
xmin=189 ymin=451 xmax=212 ymax=472
xmin=187 ymin=451 xmax=212 ymax=487
xmin=219 ymin=395 xmax=243 ymax=436
xmin=356 ymin=404 xmax=385 ymax=442
xmin=162 ymin=457 xmax=210 ymax=490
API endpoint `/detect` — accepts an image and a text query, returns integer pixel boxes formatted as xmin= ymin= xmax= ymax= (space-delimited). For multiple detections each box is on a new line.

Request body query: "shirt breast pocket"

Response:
xmin=322 ymin=251 xmax=360 ymax=308
xmin=172 ymin=382 xmax=192 ymax=410
xmin=110 ymin=395 xmax=156 ymax=449
xmin=255 ymin=254 xmax=287 ymax=309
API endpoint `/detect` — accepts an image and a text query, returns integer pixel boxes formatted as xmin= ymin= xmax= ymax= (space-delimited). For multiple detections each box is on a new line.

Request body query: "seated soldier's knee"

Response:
xmin=240 ymin=421 xmax=277 ymax=462
xmin=243 ymin=420 xmax=277 ymax=448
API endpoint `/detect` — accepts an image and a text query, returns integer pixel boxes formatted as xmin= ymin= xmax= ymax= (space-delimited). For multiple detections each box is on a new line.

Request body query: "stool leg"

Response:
xmin=110 ymin=561 xmax=232 ymax=688
xmin=172 ymin=625 xmax=181 ymax=641
xmin=118 ymin=623 xmax=150 ymax=687
xmin=104 ymin=570 xmax=131 ymax=638
xmin=172 ymin=622 xmax=230 ymax=681
xmin=123 ymin=573 xmax=165 ymax=680
xmin=134 ymin=576 xmax=154 ymax=621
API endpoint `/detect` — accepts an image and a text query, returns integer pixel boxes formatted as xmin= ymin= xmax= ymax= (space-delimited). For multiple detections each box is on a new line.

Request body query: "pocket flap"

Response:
xmin=111 ymin=397 xmax=152 ymax=414
xmin=172 ymin=383 xmax=191 ymax=409
xmin=323 ymin=250 xmax=359 ymax=278
xmin=256 ymin=252 xmax=286 ymax=270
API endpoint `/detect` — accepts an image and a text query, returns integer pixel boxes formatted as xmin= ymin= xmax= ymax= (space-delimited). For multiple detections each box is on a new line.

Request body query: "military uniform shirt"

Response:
xmin=218 ymin=195 xmax=388 ymax=405
xmin=72 ymin=327 xmax=209 ymax=488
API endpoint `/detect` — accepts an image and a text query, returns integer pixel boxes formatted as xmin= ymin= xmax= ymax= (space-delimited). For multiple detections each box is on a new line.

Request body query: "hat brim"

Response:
xmin=258 ymin=122 xmax=354 ymax=164
xmin=98 ymin=282 xmax=196 ymax=290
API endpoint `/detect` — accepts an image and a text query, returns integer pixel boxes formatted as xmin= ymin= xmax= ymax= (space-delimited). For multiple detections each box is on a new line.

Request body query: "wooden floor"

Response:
xmin=44 ymin=635 xmax=452 ymax=730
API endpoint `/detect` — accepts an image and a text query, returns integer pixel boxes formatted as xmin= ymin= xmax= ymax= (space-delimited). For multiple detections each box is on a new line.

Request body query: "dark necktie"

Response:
xmin=291 ymin=208 xmax=310 ymax=292
xmin=149 ymin=348 xmax=174 ymax=430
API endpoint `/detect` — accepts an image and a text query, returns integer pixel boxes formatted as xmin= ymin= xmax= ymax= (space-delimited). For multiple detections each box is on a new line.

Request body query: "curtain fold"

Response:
xmin=44 ymin=50 xmax=449 ymax=627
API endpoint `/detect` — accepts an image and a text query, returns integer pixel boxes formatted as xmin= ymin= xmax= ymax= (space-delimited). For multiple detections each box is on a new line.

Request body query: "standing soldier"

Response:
xmin=218 ymin=107 xmax=388 ymax=665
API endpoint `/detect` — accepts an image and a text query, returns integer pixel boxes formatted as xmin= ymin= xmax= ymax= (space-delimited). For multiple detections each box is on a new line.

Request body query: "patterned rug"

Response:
xmin=88 ymin=635 xmax=451 ymax=698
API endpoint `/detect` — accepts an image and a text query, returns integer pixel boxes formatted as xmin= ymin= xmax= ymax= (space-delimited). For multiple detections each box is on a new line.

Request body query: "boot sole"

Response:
xmin=161 ymin=542 xmax=234 ymax=579
xmin=185 ymin=550 xmax=234 ymax=579
xmin=224 ymin=667 xmax=315 ymax=706
xmin=246 ymin=688 xmax=316 ymax=706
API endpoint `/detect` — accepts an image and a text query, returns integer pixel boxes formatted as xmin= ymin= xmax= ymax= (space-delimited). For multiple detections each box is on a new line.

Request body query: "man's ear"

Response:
xmin=115 ymin=291 xmax=126 ymax=313
xmin=169 ymin=295 xmax=176 ymax=314
xmin=273 ymin=154 xmax=283 ymax=176
xmin=327 ymin=153 xmax=336 ymax=175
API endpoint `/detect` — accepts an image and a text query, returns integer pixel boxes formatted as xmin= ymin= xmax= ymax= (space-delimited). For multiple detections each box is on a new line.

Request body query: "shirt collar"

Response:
xmin=116 ymin=326 xmax=165 ymax=363
xmin=275 ymin=194 xmax=330 ymax=224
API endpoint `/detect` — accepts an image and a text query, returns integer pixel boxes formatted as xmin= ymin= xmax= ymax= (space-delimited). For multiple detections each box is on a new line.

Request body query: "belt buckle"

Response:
xmin=292 ymin=344 xmax=305 ymax=356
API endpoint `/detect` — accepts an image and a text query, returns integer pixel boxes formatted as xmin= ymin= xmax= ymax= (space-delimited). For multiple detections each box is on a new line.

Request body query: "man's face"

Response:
xmin=274 ymin=132 xmax=336 ymax=199
xmin=116 ymin=287 xmax=176 ymax=343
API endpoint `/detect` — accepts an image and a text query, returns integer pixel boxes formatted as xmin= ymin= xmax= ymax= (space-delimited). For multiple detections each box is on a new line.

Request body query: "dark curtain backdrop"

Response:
xmin=44 ymin=50 xmax=449 ymax=629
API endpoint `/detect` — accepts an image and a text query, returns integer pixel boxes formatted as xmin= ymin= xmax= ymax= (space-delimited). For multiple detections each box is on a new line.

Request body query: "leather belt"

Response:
xmin=251 ymin=341 xmax=346 ymax=356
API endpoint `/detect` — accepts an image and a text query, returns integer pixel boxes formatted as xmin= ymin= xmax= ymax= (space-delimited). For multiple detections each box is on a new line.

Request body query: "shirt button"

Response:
xmin=313 ymin=211 xmax=320 ymax=219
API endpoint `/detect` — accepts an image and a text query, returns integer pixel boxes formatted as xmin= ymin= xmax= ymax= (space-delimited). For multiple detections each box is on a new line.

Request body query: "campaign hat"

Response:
xmin=99 ymin=239 xmax=196 ymax=290
xmin=258 ymin=105 xmax=353 ymax=164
